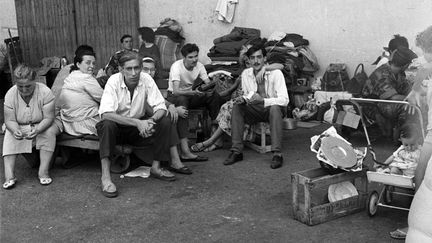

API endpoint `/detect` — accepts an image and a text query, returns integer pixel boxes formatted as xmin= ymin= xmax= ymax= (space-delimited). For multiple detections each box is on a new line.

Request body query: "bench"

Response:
xmin=56 ymin=133 xmax=133 ymax=173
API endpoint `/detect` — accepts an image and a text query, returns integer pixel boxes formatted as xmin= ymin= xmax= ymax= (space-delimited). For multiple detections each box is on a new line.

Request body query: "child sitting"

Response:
xmin=379 ymin=123 xmax=422 ymax=176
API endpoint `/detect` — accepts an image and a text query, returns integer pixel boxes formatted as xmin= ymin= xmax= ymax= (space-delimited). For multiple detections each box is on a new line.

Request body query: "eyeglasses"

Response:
xmin=142 ymin=67 xmax=155 ymax=72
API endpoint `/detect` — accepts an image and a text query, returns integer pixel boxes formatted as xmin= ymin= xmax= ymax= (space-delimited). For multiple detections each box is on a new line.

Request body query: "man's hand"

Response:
xmin=248 ymin=93 xmax=264 ymax=105
xmin=176 ymin=106 xmax=188 ymax=118
xmin=13 ymin=129 xmax=23 ymax=140
xmin=255 ymin=65 xmax=266 ymax=84
xmin=194 ymin=90 xmax=205 ymax=97
xmin=233 ymin=96 xmax=246 ymax=105
xmin=136 ymin=119 xmax=156 ymax=138
xmin=168 ymin=105 xmax=178 ymax=124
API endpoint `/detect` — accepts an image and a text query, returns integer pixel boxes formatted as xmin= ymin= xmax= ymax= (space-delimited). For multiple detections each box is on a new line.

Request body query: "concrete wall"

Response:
xmin=0 ymin=0 xmax=17 ymax=43
xmin=139 ymin=0 xmax=432 ymax=76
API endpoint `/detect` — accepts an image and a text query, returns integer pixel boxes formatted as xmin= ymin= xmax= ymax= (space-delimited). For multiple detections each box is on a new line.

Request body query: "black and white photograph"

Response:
xmin=0 ymin=0 xmax=431 ymax=242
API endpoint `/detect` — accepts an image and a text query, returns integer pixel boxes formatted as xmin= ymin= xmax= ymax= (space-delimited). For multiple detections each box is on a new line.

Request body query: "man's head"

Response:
xmin=119 ymin=52 xmax=142 ymax=84
xmin=387 ymin=34 xmax=409 ymax=53
xmin=138 ymin=27 xmax=155 ymax=43
xmin=142 ymin=57 xmax=156 ymax=78
xmin=121 ymin=34 xmax=133 ymax=51
xmin=389 ymin=46 xmax=417 ymax=73
xmin=245 ymin=44 xmax=267 ymax=73
xmin=181 ymin=43 xmax=199 ymax=69
xmin=416 ymin=25 xmax=432 ymax=62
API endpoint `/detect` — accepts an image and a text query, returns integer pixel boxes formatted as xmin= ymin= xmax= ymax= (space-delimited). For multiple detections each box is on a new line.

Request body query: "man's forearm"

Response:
xmin=102 ymin=112 xmax=139 ymax=127
xmin=151 ymin=109 xmax=167 ymax=122
xmin=173 ymin=89 xmax=196 ymax=96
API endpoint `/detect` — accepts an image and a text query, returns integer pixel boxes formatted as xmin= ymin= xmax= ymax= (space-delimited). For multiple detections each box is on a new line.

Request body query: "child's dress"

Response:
xmin=389 ymin=145 xmax=421 ymax=176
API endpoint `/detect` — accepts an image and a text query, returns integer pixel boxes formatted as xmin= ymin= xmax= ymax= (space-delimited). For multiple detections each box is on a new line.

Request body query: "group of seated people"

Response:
xmin=3 ymin=23 xmax=432 ymax=241
xmin=1 ymin=27 xmax=289 ymax=198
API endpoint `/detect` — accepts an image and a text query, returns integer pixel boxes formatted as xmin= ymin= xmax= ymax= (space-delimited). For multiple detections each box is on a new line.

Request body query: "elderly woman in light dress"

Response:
xmin=2 ymin=64 xmax=61 ymax=189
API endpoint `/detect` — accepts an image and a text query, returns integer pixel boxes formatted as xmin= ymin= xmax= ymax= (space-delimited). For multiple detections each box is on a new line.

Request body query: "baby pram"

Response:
xmin=334 ymin=98 xmax=424 ymax=217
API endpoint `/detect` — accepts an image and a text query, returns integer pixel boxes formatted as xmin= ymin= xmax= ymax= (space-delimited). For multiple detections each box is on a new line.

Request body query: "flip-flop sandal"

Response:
xmin=3 ymin=178 xmax=17 ymax=189
xmin=389 ymin=229 xmax=407 ymax=239
xmin=101 ymin=183 xmax=118 ymax=198
xmin=39 ymin=177 xmax=53 ymax=186
xmin=190 ymin=142 xmax=206 ymax=152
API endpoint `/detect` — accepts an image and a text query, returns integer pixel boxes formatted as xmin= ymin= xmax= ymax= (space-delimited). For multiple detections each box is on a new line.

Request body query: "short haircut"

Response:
xmin=245 ymin=44 xmax=267 ymax=58
xmin=388 ymin=34 xmax=409 ymax=52
xmin=400 ymin=123 xmax=421 ymax=141
xmin=118 ymin=52 xmax=142 ymax=67
xmin=138 ymin=27 xmax=155 ymax=43
xmin=416 ymin=25 xmax=432 ymax=53
xmin=181 ymin=43 xmax=199 ymax=57
xmin=14 ymin=64 xmax=36 ymax=81
xmin=120 ymin=34 xmax=133 ymax=43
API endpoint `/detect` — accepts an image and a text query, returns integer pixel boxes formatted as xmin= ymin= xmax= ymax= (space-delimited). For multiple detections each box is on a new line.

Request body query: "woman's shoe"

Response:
xmin=39 ymin=177 xmax=52 ymax=186
xmin=190 ymin=142 xmax=207 ymax=152
xmin=3 ymin=178 xmax=17 ymax=189
xmin=167 ymin=166 xmax=193 ymax=175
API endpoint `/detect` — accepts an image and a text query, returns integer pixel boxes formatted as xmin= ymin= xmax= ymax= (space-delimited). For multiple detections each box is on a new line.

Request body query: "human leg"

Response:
xmin=268 ymin=106 xmax=285 ymax=169
xmin=3 ymin=155 xmax=18 ymax=189
xmin=96 ymin=120 xmax=120 ymax=197
xmin=36 ymin=123 xmax=61 ymax=183
xmin=190 ymin=127 xmax=224 ymax=152
xmin=225 ymin=103 xmax=266 ymax=165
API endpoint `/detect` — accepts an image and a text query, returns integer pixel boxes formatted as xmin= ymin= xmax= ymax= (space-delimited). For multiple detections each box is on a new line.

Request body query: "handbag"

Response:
xmin=346 ymin=63 xmax=368 ymax=97
xmin=321 ymin=63 xmax=350 ymax=91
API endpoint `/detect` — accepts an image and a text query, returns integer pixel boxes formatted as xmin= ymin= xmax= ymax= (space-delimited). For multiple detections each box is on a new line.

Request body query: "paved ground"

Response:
xmin=0 ymin=115 xmax=411 ymax=243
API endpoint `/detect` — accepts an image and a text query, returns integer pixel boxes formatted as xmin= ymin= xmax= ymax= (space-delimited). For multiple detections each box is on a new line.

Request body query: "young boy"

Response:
xmin=138 ymin=27 xmax=162 ymax=77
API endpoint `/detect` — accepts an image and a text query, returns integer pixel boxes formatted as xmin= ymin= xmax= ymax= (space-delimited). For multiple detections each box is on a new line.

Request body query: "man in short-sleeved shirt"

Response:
xmin=166 ymin=43 xmax=223 ymax=141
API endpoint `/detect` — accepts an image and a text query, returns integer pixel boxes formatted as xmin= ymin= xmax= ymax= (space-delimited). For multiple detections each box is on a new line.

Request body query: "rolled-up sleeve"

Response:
xmin=264 ymin=70 xmax=289 ymax=107
xmin=98 ymin=80 xmax=119 ymax=116
xmin=146 ymin=76 xmax=167 ymax=113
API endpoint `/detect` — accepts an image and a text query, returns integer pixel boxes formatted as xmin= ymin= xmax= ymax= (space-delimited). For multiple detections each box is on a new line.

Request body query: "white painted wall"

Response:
xmin=139 ymin=0 xmax=432 ymax=76
xmin=0 ymin=0 xmax=17 ymax=43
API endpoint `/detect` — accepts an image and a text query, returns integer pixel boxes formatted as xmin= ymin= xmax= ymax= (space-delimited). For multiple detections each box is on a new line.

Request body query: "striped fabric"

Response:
xmin=155 ymin=35 xmax=182 ymax=70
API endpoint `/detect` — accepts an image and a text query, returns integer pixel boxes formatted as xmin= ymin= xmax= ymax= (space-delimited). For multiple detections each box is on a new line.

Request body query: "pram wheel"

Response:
xmin=367 ymin=191 xmax=379 ymax=217
xmin=384 ymin=185 xmax=394 ymax=204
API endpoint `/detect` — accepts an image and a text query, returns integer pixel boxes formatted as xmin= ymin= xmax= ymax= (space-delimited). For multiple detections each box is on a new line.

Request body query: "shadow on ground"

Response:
xmin=0 ymin=120 xmax=408 ymax=242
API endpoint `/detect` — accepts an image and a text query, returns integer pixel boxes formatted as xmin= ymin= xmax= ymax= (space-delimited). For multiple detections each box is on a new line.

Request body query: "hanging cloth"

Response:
xmin=215 ymin=0 xmax=239 ymax=23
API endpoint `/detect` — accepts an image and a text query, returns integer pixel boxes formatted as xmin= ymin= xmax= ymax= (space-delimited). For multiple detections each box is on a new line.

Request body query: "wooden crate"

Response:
xmin=291 ymin=167 xmax=368 ymax=226
xmin=244 ymin=122 xmax=272 ymax=153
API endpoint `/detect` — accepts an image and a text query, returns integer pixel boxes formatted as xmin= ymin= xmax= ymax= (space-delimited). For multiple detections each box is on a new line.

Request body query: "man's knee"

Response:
xmin=175 ymin=95 xmax=189 ymax=107
xmin=269 ymin=106 xmax=283 ymax=118
xmin=96 ymin=120 xmax=118 ymax=135
xmin=157 ymin=115 xmax=171 ymax=130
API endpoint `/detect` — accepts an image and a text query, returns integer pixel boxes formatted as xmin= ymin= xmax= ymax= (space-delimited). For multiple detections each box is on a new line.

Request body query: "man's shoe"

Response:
xmin=270 ymin=155 xmax=283 ymax=169
xmin=223 ymin=152 xmax=243 ymax=165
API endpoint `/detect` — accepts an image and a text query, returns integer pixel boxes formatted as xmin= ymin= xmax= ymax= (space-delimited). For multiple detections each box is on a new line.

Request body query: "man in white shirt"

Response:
xmin=224 ymin=45 xmax=289 ymax=169
xmin=166 ymin=43 xmax=222 ymax=159
xmin=97 ymin=52 xmax=175 ymax=198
